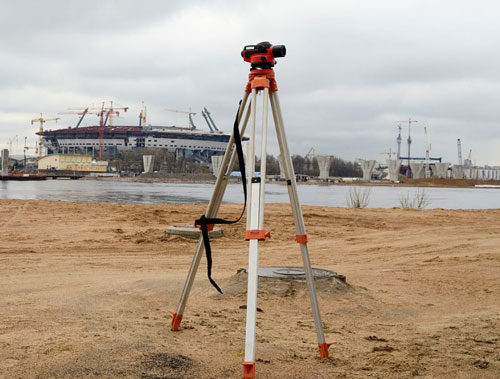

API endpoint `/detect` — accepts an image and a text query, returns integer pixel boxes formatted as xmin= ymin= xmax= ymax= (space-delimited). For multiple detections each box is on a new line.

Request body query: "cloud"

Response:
xmin=0 ymin=0 xmax=499 ymax=165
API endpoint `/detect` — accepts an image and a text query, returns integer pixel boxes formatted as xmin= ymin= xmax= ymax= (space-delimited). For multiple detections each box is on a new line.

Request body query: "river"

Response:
xmin=1 ymin=179 xmax=499 ymax=209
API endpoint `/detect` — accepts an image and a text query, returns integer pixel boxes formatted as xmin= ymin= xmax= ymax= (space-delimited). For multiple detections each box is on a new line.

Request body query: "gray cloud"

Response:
xmin=1 ymin=0 xmax=499 ymax=165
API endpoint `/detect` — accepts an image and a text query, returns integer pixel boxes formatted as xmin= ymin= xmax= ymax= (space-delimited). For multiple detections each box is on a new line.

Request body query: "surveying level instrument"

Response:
xmin=170 ymin=41 xmax=333 ymax=379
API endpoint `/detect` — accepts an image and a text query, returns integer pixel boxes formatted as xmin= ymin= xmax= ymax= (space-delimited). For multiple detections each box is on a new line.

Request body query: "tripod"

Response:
xmin=170 ymin=57 xmax=332 ymax=379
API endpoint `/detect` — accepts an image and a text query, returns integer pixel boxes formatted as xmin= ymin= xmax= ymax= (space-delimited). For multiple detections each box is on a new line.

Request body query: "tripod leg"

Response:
xmin=170 ymin=92 xmax=251 ymax=331
xmin=243 ymin=87 xmax=270 ymax=379
xmin=270 ymin=92 xmax=332 ymax=358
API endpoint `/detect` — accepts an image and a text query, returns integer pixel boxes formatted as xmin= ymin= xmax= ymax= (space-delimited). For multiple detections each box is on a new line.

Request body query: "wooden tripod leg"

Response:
xmin=170 ymin=91 xmax=251 ymax=331
xmin=270 ymin=91 xmax=333 ymax=358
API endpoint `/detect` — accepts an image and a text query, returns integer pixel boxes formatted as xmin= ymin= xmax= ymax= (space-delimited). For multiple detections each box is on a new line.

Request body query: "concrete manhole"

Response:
xmin=219 ymin=266 xmax=348 ymax=297
xmin=165 ymin=224 xmax=223 ymax=239
xmin=251 ymin=266 xmax=346 ymax=282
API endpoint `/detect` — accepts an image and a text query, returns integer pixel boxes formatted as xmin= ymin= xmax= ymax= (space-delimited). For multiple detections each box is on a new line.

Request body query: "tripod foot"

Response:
xmin=243 ymin=361 xmax=256 ymax=378
xmin=318 ymin=341 xmax=335 ymax=358
xmin=169 ymin=309 xmax=183 ymax=331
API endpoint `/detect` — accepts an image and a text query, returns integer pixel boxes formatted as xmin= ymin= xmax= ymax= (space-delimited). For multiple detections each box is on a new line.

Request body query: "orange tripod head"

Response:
xmin=241 ymin=41 xmax=286 ymax=70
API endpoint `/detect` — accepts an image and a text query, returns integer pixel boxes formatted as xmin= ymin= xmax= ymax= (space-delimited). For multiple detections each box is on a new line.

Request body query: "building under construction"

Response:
xmin=37 ymin=103 xmax=231 ymax=162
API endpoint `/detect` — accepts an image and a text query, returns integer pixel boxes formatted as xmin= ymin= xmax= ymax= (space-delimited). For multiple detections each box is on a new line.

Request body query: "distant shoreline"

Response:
xmin=84 ymin=175 xmax=500 ymax=189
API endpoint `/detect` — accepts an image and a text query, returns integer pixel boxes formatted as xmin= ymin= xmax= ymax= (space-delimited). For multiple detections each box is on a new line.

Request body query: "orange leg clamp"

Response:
xmin=169 ymin=309 xmax=183 ymax=331
xmin=318 ymin=341 xmax=335 ymax=358
xmin=245 ymin=230 xmax=271 ymax=241
xmin=243 ymin=361 xmax=256 ymax=378
xmin=196 ymin=224 xmax=214 ymax=231
xmin=295 ymin=234 xmax=308 ymax=244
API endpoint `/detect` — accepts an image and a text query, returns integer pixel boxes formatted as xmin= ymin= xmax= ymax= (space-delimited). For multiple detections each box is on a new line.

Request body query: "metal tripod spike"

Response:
xmin=170 ymin=63 xmax=333 ymax=379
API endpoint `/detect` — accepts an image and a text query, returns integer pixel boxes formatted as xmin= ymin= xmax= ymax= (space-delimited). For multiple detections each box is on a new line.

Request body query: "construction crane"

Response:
xmin=457 ymin=138 xmax=463 ymax=166
xmin=396 ymin=124 xmax=402 ymax=159
xmin=83 ymin=101 xmax=128 ymax=127
xmin=31 ymin=113 xmax=60 ymax=158
xmin=165 ymin=108 xmax=197 ymax=129
xmin=396 ymin=118 xmax=417 ymax=178
xmin=75 ymin=102 xmax=128 ymax=159
xmin=8 ymin=135 xmax=18 ymax=153
xmin=58 ymin=108 xmax=90 ymax=128
xmin=201 ymin=107 xmax=220 ymax=132
xmin=23 ymin=136 xmax=35 ymax=169
xmin=380 ymin=148 xmax=395 ymax=160
xmin=95 ymin=102 xmax=127 ymax=159
xmin=396 ymin=118 xmax=417 ymax=166
xmin=139 ymin=102 xmax=147 ymax=126
xmin=305 ymin=147 xmax=316 ymax=160
xmin=424 ymin=126 xmax=431 ymax=178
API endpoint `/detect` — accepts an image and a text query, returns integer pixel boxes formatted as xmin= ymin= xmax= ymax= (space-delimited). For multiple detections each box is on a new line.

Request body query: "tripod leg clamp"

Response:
xmin=243 ymin=361 xmax=256 ymax=378
xmin=245 ymin=230 xmax=271 ymax=241
xmin=169 ymin=309 xmax=183 ymax=331
xmin=318 ymin=341 xmax=335 ymax=358
xmin=295 ymin=234 xmax=308 ymax=244
xmin=195 ymin=223 xmax=215 ymax=231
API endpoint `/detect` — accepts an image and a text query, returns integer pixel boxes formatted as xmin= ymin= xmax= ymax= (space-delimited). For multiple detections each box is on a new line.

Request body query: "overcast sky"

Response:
xmin=1 ymin=0 xmax=499 ymax=165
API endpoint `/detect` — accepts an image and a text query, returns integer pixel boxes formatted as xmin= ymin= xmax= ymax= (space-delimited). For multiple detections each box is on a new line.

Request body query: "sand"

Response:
xmin=0 ymin=199 xmax=499 ymax=378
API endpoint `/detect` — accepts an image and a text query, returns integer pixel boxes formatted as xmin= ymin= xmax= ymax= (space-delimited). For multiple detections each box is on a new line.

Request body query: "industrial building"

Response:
xmin=37 ymin=154 xmax=108 ymax=172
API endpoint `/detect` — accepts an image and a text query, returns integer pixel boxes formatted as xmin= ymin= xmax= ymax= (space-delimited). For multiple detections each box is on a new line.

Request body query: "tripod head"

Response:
xmin=241 ymin=41 xmax=286 ymax=70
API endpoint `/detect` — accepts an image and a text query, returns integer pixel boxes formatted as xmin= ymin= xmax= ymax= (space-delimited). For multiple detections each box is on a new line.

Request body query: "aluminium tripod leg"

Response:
xmin=170 ymin=92 xmax=251 ymax=331
xmin=270 ymin=91 xmax=333 ymax=358
xmin=243 ymin=87 xmax=270 ymax=379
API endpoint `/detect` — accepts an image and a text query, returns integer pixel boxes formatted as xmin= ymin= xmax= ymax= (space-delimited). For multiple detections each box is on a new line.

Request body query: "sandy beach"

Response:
xmin=1 ymin=199 xmax=499 ymax=378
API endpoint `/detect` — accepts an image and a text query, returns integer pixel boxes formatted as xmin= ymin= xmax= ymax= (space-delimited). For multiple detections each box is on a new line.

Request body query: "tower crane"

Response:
xmin=58 ymin=108 xmax=89 ymax=128
xmin=396 ymin=124 xmax=402 ymax=159
xmin=424 ymin=126 xmax=431 ymax=178
xmin=457 ymin=138 xmax=463 ymax=166
xmin=77 ymin=102 xmax=128 ymax=159
xmin=139 ymin=102 xmax=147 ymax=127
xmin=31 ymin=113 xmax=59 ymax=158
xmin=8 ymin=135 xmax=18 ymax=153
xmin=396 ymin=118 xmax=417 ymax=164
xmin=23 ymin=136 xmax=36 ymax=169
xmin=305 ymin=147 xmax=316 ymax=160
xmin=380 ymin=148 xmax=395 ymax=160
xmin=165 ymin=108 xmax=197 ymax=129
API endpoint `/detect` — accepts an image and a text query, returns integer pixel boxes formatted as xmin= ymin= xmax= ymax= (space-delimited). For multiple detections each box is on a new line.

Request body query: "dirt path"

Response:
xmin=1 ymin=199 xmax=499 ymax=378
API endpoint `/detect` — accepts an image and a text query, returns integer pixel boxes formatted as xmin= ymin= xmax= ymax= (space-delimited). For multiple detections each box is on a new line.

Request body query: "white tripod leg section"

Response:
xmin=243 ymin=179 xmax=261 ymax=376
xmin=243 ymin=87 xmax=270 ymax=379
xmin=270 ymin=91 xmax=332 ymax=358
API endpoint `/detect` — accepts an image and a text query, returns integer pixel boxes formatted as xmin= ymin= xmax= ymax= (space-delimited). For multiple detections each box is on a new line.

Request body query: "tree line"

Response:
xmin=109 ymin=149 xmax=362 ymax=177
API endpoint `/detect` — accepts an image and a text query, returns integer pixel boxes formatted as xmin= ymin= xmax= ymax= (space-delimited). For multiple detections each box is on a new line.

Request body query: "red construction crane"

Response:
xmin=63 ymin=101 xmax=128 ymax=159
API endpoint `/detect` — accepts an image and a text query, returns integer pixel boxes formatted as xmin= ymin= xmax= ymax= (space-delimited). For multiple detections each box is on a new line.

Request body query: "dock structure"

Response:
xmin=359 ymin=159 xmax=376 ymax=181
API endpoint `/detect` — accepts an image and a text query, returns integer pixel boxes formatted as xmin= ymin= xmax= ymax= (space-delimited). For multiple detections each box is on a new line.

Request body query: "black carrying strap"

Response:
xmin=195 ymin=101 xmax=247 ymax=293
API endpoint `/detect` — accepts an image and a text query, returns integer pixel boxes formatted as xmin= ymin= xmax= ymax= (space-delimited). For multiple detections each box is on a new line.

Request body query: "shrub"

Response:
xmin=346 ymin=187 xmax=371 ymax=208
xmin=399 ymin=189 xmax=430 ymax=209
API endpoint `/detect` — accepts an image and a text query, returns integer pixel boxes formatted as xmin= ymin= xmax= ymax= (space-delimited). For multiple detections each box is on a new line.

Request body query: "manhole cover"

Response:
xmin=247 ymin=266 xmax=345 ymax=281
